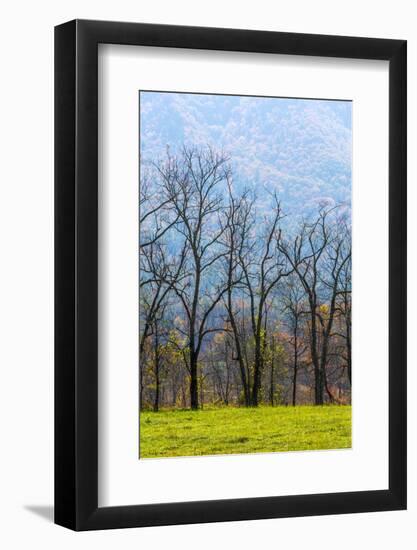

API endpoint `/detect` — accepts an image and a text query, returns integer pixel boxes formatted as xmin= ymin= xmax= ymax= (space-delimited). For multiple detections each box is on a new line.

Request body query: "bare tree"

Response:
xmin=236 ymin=195 xmax=292 ymax=406
xmin=139 ymin=240 xmax=187 ymax=356
xmin=221 ymin=184 xmax=254 ymax=406
xmin=278 ymin=207 xmax=350 ymax=405
xmin=282 ymin=275 xmax=308 ymax=406
xmin=139 ymin=144 xmax=352 ymax=410
xmin=155 ymin=146 xmax=230 ymax=409
xmin=140 ymin=166 xmax=180 ymax=248
xmin=139 ymin=238 xmax=188 ymax=408
xmin=207 ymin=334 xmax=234 ymax=405
xmin=317 ymin=221 xmax=351 ymax=401
xmin=330 ymin=227 xmax=352 ymax=386
xmin=151 ymin=305 xmax=166 ymax=412
xmin=341 ymin=258 xmax=352 ymax=385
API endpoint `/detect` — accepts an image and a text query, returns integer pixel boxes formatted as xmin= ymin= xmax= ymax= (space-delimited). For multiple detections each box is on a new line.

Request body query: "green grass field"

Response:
xmin=140 ymin=405 xmax=351 ymax=458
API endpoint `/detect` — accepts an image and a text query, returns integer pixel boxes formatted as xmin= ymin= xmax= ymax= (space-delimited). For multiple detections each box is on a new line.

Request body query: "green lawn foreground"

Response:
xmin=140 ymin=405 xmax=352 ymax=458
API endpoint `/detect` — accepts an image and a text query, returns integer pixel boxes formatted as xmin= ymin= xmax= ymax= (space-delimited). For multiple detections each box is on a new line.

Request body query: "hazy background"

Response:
xmin=140 ymin=91 xmax=352 ymax=214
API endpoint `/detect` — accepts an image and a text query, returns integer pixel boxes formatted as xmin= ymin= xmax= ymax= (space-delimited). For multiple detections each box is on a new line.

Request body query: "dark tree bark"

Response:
xmin=292 ymin=318 xmax=299 ymax=407
xmin=336 ymin=255 xmax=352 ymax=385
xmin=153 ymin=320 xmax=161 ymax=412
xmin=269 ymin=335 xmax=275 ymax=406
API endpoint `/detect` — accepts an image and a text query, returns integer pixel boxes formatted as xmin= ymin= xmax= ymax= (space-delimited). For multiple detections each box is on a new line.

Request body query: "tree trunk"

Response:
xmin=251 ymin=332 xmax=262 ymax=406
xmin=269 ymin=337 xmax=275 ymax=406
xmin=323 ymin=367 xmax=335 ymax=403
xmin=227 ymin=301 xmax=250 ymax=405
xmin=224 ymin=341 xmax=231 ymax=405
xmin=347 ymin=345 xmax=352 ymax=385
xmin=189 ymin=350 xmax=198 ymax=410
xmin=292 ymin=324 xmax=298 ymax=406
xmin=346 ymin=305 xmax=352 ymax=385
xmin=315 ymin=368 xmax=324 ymax=405
xmin=153 ymin=323 xmax=160 ymax=412
xmin=310 ymin=306 xmax=324 ymax=405
xmin=226 ymin=241 xmax=250 ymax=406
xmin=188 ymin=257 xmax=200 ymax=410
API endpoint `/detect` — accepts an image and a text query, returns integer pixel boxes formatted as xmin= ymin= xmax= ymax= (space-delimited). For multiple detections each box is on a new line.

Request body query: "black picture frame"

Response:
xmin=55 ymin=19 xmax=407 ymax=531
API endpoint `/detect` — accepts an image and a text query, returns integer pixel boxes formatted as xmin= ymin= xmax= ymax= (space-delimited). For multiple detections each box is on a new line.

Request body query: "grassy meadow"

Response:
xmin=140 ymin=405 xmax=352 ymax=459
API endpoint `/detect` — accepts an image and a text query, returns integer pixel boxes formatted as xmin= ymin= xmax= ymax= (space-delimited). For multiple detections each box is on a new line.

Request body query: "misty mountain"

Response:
xmin=139 ymin=91 xmax=352 ymax=217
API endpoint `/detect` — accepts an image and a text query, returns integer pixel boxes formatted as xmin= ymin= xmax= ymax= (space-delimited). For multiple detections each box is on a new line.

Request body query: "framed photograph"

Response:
xmin=55 ymin=19 xmax=406 ymax=530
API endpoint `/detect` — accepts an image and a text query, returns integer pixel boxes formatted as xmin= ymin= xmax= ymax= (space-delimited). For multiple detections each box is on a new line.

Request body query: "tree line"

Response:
xmin=140 ymin=146 xmax=351 ymax=410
